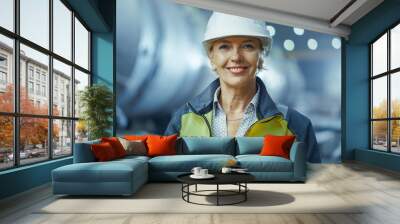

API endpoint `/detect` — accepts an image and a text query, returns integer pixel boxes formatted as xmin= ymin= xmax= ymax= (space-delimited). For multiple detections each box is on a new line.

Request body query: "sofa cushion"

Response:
xmin=148 ymin=154 xmax=235 ymax=172
xmin=52 ymin=158 xmax=147 ymax=183
xmin=178 ymin=137 xmax=235 ymax=155
xmin=235 ymin=137 xmax=263 ymax=155
xmin=236 ymin=155 xmax=293 ymax=172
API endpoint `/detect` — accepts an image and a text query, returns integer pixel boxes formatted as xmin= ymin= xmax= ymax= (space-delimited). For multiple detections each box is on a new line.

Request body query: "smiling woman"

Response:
xmin=164 ymin=12 xmax=320 ymax=162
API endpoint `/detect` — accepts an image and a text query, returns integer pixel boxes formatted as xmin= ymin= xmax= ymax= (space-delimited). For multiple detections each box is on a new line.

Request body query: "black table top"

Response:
xmin=177 ymin=172 xmax=255 ymax=185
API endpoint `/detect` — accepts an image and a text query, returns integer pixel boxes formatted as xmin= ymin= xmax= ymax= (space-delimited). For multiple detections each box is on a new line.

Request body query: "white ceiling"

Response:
xmin=173 ymin=0 xmax=384 ymax=38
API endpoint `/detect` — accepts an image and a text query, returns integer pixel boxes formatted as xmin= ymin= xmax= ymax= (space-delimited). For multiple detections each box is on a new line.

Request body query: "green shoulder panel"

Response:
xmin=180 ymin=111 xmax=212 ymax=137
xmin=245 ymin=115 xmax=293 ymax=137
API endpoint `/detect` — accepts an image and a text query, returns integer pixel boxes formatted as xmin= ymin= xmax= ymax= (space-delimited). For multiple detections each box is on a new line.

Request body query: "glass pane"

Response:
xmin=391 ymin=72 xmax=400 ymax=118
xmin=20 ymin=117 xmax=49 ymax=165
xmin=391 ymin=24 xmax=400 ymax=70
xmin=372 ymin=33 xmax=387 ymax=76
xmin=53 ymin=59 xmax=72 ymax=117
xmin=75 ymin=120 xmax=88 ymax=143
xmin=20 ymin=0 xmax=49 ymax=49
xmin=53 ymin=0 xmax=72 ymax=60
xmin=74 ymin=69 xmax=89 ymax=118
xmin=74 ymin=17 xmax=89 ymax=70
xmin=0 ymin=34 xmax=14 ymax=112
xmin=391 ymin=120 xmax=400 ymax=153
xmin=20 ymin=44 xmax=49 ymax=115
xmin=53 ymin=119 xmax=72 ymax=158
xmin=0 ymin=116 xmax=13 ymax=170
xmin=0 ymin=0 xmax=14 ymax=31
xmin=372 ymin=77 xmax=387 ymax=119
xmin=372 ymin=121 xmax=387 ymax=151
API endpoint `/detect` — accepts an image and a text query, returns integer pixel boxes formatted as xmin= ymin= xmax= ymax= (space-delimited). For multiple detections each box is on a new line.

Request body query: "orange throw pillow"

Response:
xmin=101 ymin=137 xmax=127 ymax=158
xmin=91 ymin=142 xmax=117 ymax=161
xmin=146 ymin=134 xmax=178 ymax=157
xmin=124 ymin=135 xmax=149 ymax=141
xmin=259 ymin=135 xmax=296 ymax=159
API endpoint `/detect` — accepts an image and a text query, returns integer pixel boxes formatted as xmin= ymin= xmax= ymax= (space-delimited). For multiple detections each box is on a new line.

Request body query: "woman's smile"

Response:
xmin=226 ymin=66 xmax=249 ymax=74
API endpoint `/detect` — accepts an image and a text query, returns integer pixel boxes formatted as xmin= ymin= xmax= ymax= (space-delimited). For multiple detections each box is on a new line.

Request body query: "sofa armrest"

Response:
xmin=73 ymin=140 xmax=100 ymax=163
xmin=289 ymin=141 xmax=306 ymax=181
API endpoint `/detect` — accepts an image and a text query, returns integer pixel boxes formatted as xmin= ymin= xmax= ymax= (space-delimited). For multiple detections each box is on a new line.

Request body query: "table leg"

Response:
xmin=187 ymin=184 xmax=190 ymax=202
xmin=245 ymin=183 xmax=247 ymax=201
xmin=217 ymin=184 xmax=219 ymax=206
xmin=195 ymin=184 xmax=197 ymax=192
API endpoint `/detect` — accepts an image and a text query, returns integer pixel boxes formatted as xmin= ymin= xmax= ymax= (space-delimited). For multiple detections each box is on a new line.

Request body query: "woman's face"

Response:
xmin=209 ymin=36 xmax=262 ymax=88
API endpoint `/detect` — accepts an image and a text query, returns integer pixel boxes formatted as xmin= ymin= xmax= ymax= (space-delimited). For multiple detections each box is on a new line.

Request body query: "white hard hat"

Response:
xmin=203 ymin=12 xmax=272 ymax=55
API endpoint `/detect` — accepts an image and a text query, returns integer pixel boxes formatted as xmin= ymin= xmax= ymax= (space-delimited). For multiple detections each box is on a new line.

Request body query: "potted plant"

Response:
xmin=79 ymin=84 xmax=113 ymax=140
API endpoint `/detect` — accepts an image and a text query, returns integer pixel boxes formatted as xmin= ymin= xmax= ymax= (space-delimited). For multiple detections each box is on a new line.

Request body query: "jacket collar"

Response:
xmin=188 ymin=77 xmax=281 ymax=118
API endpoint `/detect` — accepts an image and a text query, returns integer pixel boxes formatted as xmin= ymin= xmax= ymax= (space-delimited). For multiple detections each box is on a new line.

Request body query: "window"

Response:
xmin=0 ymin=34 xmax=13 ymax=113
xmin=53 ymin=0 xmax=72 ymax=60
xmin=0 ymin=0 xmax=14 ymax=32
xmin=0 ymin=71 xmax=6 ymax=85
xmin=42 ymin=85 xmax=46 ymax=97
xmin=370 ymin=23 xmax=400 ymax=154
xmin=0 ymin=0 xmax=91 ymax=170
xmin=28 ymin=67 xmax=34 ymax=80
xmin=35 ymin=83 xmax=40 ymax=95
xmin=0 ymin=55 xmax=7 ymax=67
xmin=75 ymin=18 xmax=89 ymax=70
xmin=35 ymin=70 xmax=40 ymax=81
xmin=28 ymin=81 xmax=34 ymax=94
xmin=20 ymin=0 xmax=49 ymax=49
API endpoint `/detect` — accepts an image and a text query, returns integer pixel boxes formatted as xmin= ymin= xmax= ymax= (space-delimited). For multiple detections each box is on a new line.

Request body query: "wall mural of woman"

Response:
xmin=164 ymin=12 xmax=320 ymax=162
xmin=116 ymin=0 xmax=341 ymax=163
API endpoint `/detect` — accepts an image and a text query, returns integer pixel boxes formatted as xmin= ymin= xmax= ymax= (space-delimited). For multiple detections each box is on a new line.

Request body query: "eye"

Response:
xmin=218 ymin=44 xmax=230 ymax=50
xmin=242 ymin=43 xmax=255 ymax=49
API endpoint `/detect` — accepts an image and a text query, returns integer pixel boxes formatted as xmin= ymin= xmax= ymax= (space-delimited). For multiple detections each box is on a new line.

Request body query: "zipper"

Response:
xmin=187 ymin=103 xmax=213 ymax=137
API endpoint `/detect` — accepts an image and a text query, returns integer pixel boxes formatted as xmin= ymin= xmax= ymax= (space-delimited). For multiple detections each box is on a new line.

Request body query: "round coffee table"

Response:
xmin=177 ymin=173 xmax=255 ymax=206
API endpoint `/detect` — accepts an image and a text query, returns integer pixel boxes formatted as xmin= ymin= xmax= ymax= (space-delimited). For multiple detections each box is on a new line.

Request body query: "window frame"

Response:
xmin=370 ymin=20 xmax=400 ymax=154
xmin=0 ymin=0 xmax=92 ymax=171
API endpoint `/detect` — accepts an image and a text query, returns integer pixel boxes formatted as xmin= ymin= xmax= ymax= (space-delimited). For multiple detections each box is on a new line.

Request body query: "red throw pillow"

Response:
xmin=101 ymin=137 xmax=127 ymax=158
xmin=259 ymin=135 xmax=296 ymax=159
xmin=91 ymin=142 xmax=117 ymax=161
xmin=146 ymin=134 xmax=178 ymax=157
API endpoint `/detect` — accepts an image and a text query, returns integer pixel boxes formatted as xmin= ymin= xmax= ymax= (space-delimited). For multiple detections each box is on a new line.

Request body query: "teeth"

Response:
xmin=229 ymin=67 xmax=246 ymax=73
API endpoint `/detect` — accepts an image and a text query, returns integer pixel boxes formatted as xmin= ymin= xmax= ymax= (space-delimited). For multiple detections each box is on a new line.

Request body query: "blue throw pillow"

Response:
xmin=236 ymin=137 xmax=264 ymax=155
xmin=178 ymin=137 xmax=235 ymax=155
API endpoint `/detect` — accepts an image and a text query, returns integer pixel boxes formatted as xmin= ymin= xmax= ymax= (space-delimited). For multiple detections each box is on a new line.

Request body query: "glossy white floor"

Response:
xmin=0 ymin=162 xmax=400 ymax=224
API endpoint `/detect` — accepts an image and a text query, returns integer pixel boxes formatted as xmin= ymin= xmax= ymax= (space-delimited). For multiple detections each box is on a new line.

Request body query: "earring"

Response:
xmin=211 ymin=63 xmax=217 ymax=71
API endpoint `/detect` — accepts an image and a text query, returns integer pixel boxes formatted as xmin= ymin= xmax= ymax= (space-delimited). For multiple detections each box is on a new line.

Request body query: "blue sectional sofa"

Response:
xmin=52 ymin=137 xmax=306 ymax=196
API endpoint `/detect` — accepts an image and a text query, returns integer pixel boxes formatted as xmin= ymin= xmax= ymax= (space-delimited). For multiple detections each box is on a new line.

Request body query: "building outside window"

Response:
xmin=370 ymin=23 xmax=400 ymax=154
xmin=0 ymin=0 xmax=91 ymax=170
